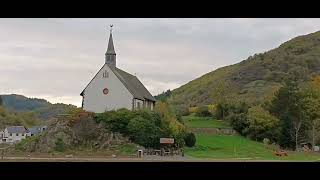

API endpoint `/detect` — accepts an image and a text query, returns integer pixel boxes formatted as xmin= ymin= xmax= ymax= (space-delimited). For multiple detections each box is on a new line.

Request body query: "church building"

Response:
xmin=80 ymin=27 xmax=156 ymax=113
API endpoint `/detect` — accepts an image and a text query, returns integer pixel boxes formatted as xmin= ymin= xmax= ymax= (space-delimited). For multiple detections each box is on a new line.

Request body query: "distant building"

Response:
xmin=28 ymin=126 xmax=47 ymax=136
xmin=1 ymin=126 xmax=29 ymax=143
xmin=80 ymin=26 xmax=156 ymax=113
xmin=0 ymin=130 xmax=4 ymax=139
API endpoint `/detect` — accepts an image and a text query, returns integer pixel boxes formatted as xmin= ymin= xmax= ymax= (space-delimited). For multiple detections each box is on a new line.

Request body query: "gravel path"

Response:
xmin=142 ymin=154 xmax=194 ymax=161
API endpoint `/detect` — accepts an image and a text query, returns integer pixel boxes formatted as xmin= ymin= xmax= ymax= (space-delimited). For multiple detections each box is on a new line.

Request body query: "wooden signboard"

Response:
xmin=160 ymin=138 xmax=174 ymax=144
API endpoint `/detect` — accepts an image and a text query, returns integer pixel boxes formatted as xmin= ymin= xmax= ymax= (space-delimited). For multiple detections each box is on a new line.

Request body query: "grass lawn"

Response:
xmin=182 ymin=116 xmax=230 ymax=129
xmin=185 ymin=134 xmax=320 ymax=161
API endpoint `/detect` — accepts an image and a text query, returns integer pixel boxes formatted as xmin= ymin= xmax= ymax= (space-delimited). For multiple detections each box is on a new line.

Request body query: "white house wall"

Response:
xmin=83 ymin=64 xmax=134 ymax=113
xmin=3 ymin=129 xmax=27 ymax=143
xmin=133 ymin=99 xmax=144 ymax=110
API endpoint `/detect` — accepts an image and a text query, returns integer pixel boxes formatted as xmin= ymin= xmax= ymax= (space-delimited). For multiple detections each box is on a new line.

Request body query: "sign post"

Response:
xmin=160 ymin=138 xmax=174 ymax=156
xmin=160 ymin=138 xmax=174 ymax=144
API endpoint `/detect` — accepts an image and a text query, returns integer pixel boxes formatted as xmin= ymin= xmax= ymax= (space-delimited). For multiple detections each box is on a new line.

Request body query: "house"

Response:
xmin=28 ymin=125 xmax=47 ymax=136
xmin=2 ymin=126 xmax=29 ymax=143
xmin=80 ymin=26 xmax=156 ymax=113
xmin=0 ymin=130 xmax=4 ymax=142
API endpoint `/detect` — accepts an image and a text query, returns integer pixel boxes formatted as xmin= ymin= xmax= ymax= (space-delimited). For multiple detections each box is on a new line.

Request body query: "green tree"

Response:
xmin=269 ymin=80 xmax=307 ymax=150
xmin=54 ymin=138 xmax=65 ymax=152
xmin=95 ymin=108 xmax=134 ymax=135
xmin=247 ymin=106 xmax=280 ymax=141
xmin=184 ymin=132 xmax=196 ymax=147
xmin=215 ymin=103 xmax=230 ymax=120
xmin=228 ymin=112 xmax=249 ymax=136
xmin=195 ymin=105 xmax=211 ymax=117
xmin=127 ymin=116 xmax=162 ymax=148
xmin=211 ymin=81 xmax=235 ymax=120
xmin=300 ymin=75 xmax=320 ymax=149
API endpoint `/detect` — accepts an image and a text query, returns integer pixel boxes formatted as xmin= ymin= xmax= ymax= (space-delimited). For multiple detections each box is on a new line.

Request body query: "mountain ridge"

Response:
xmin=0 ymin=94 xmax=78 ymax=120
xmin=166 ymin=30 xmax=320 ymax=113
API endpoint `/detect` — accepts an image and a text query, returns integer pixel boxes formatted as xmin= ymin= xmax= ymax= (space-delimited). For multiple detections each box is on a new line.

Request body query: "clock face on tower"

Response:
xmin=103 ymin=88 xmax=109 ymax=95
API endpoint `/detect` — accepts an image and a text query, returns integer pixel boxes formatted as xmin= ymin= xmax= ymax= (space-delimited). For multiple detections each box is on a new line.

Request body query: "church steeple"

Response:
xmin=105 ymin=25 xmax=116 ymax=67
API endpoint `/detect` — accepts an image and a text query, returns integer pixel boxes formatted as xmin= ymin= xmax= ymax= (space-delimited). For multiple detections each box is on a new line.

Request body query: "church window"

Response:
xmin=103 ymin=88 xmax=109 ymax=95
xmin=103 ymin=70 xmax=109 ymax=78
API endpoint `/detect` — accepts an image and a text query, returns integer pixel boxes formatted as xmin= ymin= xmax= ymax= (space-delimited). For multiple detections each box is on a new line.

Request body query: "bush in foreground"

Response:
xmin=184 ymin=132 xmax=196 ymax=147
xmin=95 ymin=105 xmax=190 ymax=149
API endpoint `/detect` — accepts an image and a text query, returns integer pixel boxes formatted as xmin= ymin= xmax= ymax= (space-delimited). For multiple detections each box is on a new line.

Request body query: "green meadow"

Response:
xmin=183 ymin=116 xmax=320 ymax=161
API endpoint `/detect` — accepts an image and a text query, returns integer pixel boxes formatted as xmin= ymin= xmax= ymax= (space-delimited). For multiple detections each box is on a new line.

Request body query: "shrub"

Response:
xmin=207 ymin=104 xmax=216 ymax=115
xmin=247 ymin=106 xmax=280 ymax=141
xmin=54 ymin=138 xmax=65 ymax=152
xmin=15 ymin=135 xmax=40 ymax=152
xmin=189 ymin=106 xmax=199 ymax=114
xmin=215 ymin=103 xmax=229 ymax=120
xmin=94 ymin=108 xmax=134 ymax=135
xmin=227 ymin=112 xmax=249 ymax=136
xmin=94 ymin=105 xmax=188 ymax=149
xmin=127 ymin=116 xmax=162 ymax=148
xmin=184 ymin=132 xmax=196 ymax=147
xmin=195 ymin=106 xmax=211 ymax=117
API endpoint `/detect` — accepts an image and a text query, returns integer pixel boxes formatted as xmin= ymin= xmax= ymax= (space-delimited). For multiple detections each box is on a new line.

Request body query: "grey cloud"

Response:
xmin=1 ymin=18 xmax=320 ymax=106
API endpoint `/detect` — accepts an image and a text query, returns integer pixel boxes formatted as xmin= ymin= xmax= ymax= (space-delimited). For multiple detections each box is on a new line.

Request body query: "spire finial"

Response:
xmin=105 ymin=24 xmax=116 ymax=67
xmin=110 ymin=24 xmax=113 ymax=34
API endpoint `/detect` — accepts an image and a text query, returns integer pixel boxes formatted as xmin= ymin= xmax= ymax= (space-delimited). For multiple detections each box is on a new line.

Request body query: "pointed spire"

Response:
xmin=105 ymin=25 xmax=116 ymax=67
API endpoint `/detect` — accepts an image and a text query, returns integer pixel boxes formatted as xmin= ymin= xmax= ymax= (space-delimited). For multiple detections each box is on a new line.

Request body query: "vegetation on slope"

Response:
xmin=0 ymin=106 xmax=43 ymax=129
xmin=12 ymin=109 xmax=136 ymax=155
xmin=167 ymin=31 xmax=320 ymax=113
xmin=1 ymin=94 xmax=78 ymax=120
xmin=185 ymin=134 xmax=320 ymax=160
xmin=13 ymin=102 xmax=193 ymax=155
xmin=95 ymin=101 xmax=189 ymax=148
xmin=183 ymin=115 xmax=320 ymax=161
xmin=182 ymin=116 xmax=230 ymax=129
xmin=212 ymin=75 xmax=320 ymax=150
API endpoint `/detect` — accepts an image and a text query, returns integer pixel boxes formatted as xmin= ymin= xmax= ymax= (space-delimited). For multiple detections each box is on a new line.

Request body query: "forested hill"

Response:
xmin=0 ymin=94 xmax=78 ymax=120
xmin=166 ymin=31 xmax=320 ymax=112
xmin=1 ymin=94 xmax=51 ymax=111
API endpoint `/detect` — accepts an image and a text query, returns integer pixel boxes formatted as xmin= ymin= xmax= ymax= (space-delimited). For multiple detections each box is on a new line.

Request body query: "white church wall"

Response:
xmin=83 ymin=64 xmax=134 ymax=113
xmin=133 ymin=99 xmax=144 ymax=110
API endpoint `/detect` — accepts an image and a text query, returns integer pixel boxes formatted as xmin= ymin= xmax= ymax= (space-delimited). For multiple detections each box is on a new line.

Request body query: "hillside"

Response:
xmin=167 ymin=31 xmax=320 ymax=112
xmin=0 ymin=106 xmax=42 ymax=129
xmin=9 ymin=111 xmax=138 ymax=156
xmin=1 ymin=94 xmax=78 ymax=120
xmin=183 ymin=116 xmax=320 ymax=160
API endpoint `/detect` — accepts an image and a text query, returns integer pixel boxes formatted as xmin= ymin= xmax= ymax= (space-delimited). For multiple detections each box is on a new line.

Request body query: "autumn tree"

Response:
xmin=211 ymin=81 xmax=235 ymax=120
xmin=300 ymin=75 xmax=320 ymax=149
xmin=247 ymin=106 xmax=280 ymax=142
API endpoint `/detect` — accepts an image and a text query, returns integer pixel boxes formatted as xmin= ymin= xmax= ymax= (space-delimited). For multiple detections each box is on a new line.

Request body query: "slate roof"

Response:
xmin=80 ymin=64 xmax=156 ymax=102
xmin=28 ymin=126 xmax=47 ymax=135
xmin=111 ymin=67 xmax=156 ymax=102
xmin=105 ymin=33 xmax=116 ymax=55
xmin=6 ymin=126 xmax=28 ymax=133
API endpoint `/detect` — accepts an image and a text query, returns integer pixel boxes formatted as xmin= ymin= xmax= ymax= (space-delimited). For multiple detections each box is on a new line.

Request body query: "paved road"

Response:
xmin=1 ymin=156 xmax=318 ymax=162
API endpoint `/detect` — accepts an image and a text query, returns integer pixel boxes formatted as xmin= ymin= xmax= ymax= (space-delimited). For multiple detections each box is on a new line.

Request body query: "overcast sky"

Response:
xmin=1 ymin=18 xmax=320 ymax=107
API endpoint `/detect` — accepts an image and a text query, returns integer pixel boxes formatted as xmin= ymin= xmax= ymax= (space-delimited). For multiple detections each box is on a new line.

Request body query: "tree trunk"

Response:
xmin=222 ymin=108 xmax=224 ymax=120
xmin=312 ymin=123 xmax=315 ymax=150
xmin=295 ymin=130 xmax=298 ymax=151
xmin=294 ymin=120 xmax=302 ymax=151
